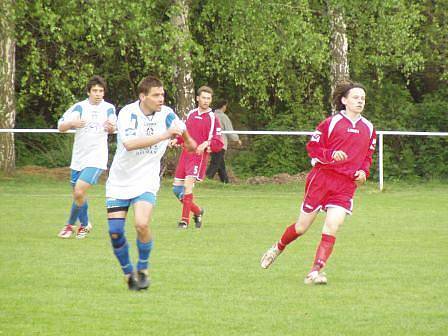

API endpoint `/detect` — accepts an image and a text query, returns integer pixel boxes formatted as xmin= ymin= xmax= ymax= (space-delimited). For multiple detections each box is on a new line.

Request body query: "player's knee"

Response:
xmin=73 ymin=188 xmax=85 ymax=202
xmin=108 ymin=218 xmax=125 ymax=247
xmin=135 ymin=222 xmax=149 ymax=235
xmin=172 ymin=185 xmax=185 ymax=200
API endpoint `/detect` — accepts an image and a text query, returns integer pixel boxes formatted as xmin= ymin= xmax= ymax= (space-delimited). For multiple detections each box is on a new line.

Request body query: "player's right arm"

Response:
xmin=58 ymin=104 xmax=86 ymax=132
xmin=119 ymin=108 xmax=184 ymax=151
xmin=123 ymin=129 xmax=181 ymax=151
xmin=306 ymin=118 xmax=346 ymax=165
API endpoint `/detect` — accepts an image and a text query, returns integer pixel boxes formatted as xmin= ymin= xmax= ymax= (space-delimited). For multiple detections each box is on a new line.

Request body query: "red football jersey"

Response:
xmin=306 ymin=111 xmax=376 ymax=179
xmin=178 ymin=108 xmax=224 ymax=153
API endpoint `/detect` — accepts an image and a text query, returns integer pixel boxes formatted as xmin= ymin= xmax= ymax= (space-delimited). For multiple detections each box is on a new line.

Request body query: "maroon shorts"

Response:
xmin=174 ymin=150 xmax=209 ymax=181
xmin=301 ymin=168 xmax=357 ymax=214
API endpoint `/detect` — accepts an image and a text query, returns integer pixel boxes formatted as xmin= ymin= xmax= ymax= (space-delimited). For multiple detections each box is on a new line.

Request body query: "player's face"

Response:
xmin=341 ymin=87 xmax=366 ymax=115
xmin=197 ymin=92 xmax=212 ymax=111
xmin=140 ymin=86 xmax=165 ymax=113
xmin=87 ymin=85 xmax=105 ymax=105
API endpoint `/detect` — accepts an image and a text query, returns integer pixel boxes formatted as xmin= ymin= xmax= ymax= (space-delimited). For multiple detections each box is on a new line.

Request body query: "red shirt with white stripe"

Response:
xmin=178 ymin=108 xmax=224 ymax=153
xmin=306 ymin=110 xmax=376 ymax=179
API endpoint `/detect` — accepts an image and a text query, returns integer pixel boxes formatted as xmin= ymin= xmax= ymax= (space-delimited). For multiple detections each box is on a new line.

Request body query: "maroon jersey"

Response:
xmin=178 ymin=108 xmax=224 ymax=153
xmin=307 ymin=111 xmax=376 ymax=179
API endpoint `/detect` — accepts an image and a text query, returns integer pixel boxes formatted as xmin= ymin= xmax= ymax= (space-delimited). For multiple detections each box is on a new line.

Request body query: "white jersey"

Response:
xmin=58 ymin=99 xmax=116 ymax=171
xmin=106 ymin=101 xmax=181 ymax=199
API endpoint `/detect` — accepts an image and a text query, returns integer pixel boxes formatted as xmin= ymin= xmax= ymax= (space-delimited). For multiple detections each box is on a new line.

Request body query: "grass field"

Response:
xmin=1 ymin=172 xmax=447 ymax=335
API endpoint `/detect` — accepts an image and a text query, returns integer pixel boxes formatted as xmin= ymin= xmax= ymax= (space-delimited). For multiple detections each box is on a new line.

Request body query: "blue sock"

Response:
xmin=78 ymin=201 xmax=89 ymax=227
xmin=67 ymin=202 xmax=81 ymax=225
xmin=108 ymin=218 xmax=133 ymax=275
xmin=136 ymin=239 xmax=153 ymax=271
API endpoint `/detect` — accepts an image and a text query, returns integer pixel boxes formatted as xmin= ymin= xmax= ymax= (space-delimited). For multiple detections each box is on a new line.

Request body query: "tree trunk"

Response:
xmin=327 ymin=1 xmax=350 ymax=113
xmin=170 ymin=0 xmax=196 ymax=118
xmin=0 ymin=0 xmax=16 ymax=174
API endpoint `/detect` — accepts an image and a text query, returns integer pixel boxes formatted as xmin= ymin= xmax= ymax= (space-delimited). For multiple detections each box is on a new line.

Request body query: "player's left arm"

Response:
xmin=166 ymin=112 xmax=197 ymax=152
xmin=355 ymin=128 xmax=377 ymax=184
xmin=208 ymin=118 xmax=224 ymax=153
xmin=103 ymin=107 xmax=117 ymax=134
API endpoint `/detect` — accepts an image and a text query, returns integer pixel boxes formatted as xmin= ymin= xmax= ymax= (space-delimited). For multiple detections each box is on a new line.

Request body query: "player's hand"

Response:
xmin=196 ymin=141 xmax=209 ymax=154
xmin=71 ymin=118 xmax=86 ymax=129
xmin=103 ymin=120 xmax=116 ymax=134
xmin=332 ymin=150 xmax=348 ymax=161
xmin=169 ymin=138 xmax=179 ymax=148
xmin=354 ymin=170 xmax=367 ymax=186
xmin=167 ymin=126 xmax=183 ymax=138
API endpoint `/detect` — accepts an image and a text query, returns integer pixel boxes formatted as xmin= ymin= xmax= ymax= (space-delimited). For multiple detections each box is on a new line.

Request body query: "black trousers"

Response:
xmin=206 ymin=149 xmax=229 ymax=183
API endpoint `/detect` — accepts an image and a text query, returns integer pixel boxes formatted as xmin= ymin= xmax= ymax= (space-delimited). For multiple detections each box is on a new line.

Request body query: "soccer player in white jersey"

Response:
xmin=57 ymin=75 xmax=117 ymax=239
xmin=106 ymin=76 xmax=196 ymax=290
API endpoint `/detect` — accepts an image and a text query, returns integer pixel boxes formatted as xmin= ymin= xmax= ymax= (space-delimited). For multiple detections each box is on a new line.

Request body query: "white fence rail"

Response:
xmin=1 ymin=129 xmax=447 ymax=190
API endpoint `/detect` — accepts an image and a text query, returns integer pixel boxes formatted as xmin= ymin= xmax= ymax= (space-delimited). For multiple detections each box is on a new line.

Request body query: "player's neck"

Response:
xmin=198 ymin=107 xmax=210 ymax=114
xmin=344 ymin=109 xmax=362 ymax=121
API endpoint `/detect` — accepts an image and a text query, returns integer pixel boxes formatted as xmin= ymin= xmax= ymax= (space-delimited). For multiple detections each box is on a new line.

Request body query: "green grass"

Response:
xmin=1 ymin=174 xmax=447 ymax=335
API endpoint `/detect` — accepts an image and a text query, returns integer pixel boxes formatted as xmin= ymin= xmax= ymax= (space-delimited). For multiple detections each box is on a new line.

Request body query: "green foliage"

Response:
xmin=11 ymin=0 xmax=448 ymax=179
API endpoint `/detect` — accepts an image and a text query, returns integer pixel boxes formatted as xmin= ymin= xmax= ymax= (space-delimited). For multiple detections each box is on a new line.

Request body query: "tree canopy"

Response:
xmin=10 ymin=0 xmax=448 ymax=178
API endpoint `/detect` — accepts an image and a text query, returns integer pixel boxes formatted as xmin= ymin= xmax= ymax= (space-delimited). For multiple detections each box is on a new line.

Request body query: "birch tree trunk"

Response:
xmin=328 ymin=1 xmax=350 ymax=113
xmin=0 ymin=0 xmax=16 ymax=174
xmin=170 ymin=0 xmax=196 ymax=118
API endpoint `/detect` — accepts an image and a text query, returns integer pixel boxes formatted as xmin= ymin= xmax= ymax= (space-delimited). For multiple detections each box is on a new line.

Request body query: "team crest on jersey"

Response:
xmin=310 ymin=131 xmax=321 ymax=142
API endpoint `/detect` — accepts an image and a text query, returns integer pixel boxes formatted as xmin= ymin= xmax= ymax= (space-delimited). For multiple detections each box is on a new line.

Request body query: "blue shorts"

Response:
xmin=71 ymin=167 xmax=103 ymax=186
xmin=106 ymin=192 xmax=157 ymax=213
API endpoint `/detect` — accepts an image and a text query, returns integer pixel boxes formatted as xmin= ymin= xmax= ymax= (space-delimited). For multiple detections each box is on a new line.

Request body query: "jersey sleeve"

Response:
xmin=306 ymin=118 xmax=335 ymax=165
xmin=117 ymin=109 xmax=138 ymax=142
xmin=165 ymin=112 xmax=186 ymax=145
xmin=359 ymin=128 xmax=377 ymax=178
xmin=107 ymin=106 xmax=117 ymax=123
xmin=209 ymin=117 xmax=224 ymax=152
xmin=58 ymin=104 xmax=82 ymax=127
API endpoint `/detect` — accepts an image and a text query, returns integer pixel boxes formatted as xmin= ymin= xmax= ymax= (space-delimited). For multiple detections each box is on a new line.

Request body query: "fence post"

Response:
xmin=379 ymin=133 xmax=384 ymax=191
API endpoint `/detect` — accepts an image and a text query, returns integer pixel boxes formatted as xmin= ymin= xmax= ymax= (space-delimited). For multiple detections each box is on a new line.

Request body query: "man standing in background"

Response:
xmin=206 ymin=100 xmax=241 ymax=183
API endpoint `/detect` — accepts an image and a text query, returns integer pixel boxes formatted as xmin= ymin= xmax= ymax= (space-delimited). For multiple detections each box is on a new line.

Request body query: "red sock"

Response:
xmin=181 ymin=193 xmax=193 ymax=223
xmin=277 ymin=223 xmax=301 ymax=251
xmin=311 ymin=233 xmax=336 ymax=272
xmin=190 ymin=201 xmax=201 ymax=216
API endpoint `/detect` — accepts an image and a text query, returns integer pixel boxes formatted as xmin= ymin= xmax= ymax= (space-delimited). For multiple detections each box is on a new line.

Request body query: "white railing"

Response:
xmin=1 ymin=128 xmax=447 ymax=190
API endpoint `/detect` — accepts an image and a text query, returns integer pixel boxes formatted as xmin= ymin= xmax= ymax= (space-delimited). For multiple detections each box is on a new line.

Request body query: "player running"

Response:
xmin=57 ymin=75 xmax=116 ymax=239
xmin=261 ymin=81 xmax=376 ymax=285
xmin=171 ymin=86 xmax=224 ymax=229
xmin=106 ymin=76 xmax=196 ymax=290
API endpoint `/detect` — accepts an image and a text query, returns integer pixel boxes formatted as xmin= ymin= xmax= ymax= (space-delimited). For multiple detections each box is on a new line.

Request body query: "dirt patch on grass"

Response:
xmin=17 ymin=166 xmax=108 ymax=182
xmin=18 ymin=166 xmax=70 ymax=180
xmin=15 ymin=166 xmax=306 ymax=185
xmin=246 ymin=172 xmax=307 ymax=185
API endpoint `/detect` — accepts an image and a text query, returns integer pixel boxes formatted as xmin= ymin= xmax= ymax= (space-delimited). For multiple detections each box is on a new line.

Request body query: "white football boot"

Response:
xmin=304 ymin=270 xmax=327 ymax=285
xmin=260 ymin=244 xmax=282 ymax=269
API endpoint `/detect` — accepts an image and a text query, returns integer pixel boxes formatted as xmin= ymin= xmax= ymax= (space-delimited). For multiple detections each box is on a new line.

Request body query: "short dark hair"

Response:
xmin=86 ymin=75 xmax=107 ymax=93
xmin=332 ymin=80 xmax=366 ymax=112
xmin=215 ymin=100 xmax=228 ymax=110
xmin=197 ymin=86 xmax=213 ymax=96
xmin=138 ymin=76 xmax=163 ymax=95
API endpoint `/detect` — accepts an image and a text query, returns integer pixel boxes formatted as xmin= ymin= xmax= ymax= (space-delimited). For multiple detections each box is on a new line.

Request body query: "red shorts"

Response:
xmin=174 ymin=150 xmax=209 ymax=181
xmin=301 ymin=168 xmax=357 ymax=214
